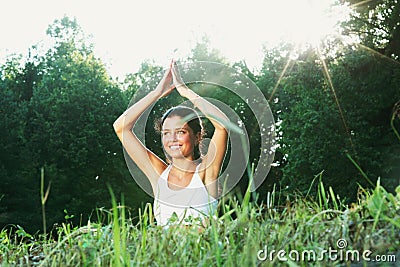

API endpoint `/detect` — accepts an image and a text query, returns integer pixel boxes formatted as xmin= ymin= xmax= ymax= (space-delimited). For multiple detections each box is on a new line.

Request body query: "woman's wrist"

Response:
xmin=175 ymin=83 xmax=186 ymax=90
xmin=149 ymin=89 xmax=163 ymax=100
xmin=176 ymin=84 xmax=189 ymax=97
xmin=184 ymin=90 xmax=201 ymax=104
xmin=183 ymin=88 xmax=198 ymax=99
xmin=189 ymin=94 xmax=201 ymax=102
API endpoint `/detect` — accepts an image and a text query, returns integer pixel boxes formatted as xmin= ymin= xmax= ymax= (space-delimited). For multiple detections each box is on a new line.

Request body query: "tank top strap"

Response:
xmin=188 ymin=164 xmax=204 ymax=188
xmin=159 ymin=165 xmax=172 ymax=181
xmin=195 ymin=163 xmax=201 ymax=173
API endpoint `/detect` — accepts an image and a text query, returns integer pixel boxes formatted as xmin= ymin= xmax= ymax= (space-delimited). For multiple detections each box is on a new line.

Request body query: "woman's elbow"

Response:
xmin=113 ymin=119 xmax=123 ymax=136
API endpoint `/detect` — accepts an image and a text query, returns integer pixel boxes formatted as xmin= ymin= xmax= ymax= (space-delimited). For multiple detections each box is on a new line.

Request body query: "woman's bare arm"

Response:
xmin=113 ymin=67 xmax=174 ymax=188
xmin=171 ymin=62 xmax=229 ymax=197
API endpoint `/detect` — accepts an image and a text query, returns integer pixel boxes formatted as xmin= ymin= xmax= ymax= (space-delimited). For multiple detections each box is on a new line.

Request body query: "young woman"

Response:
xmin=113 ymin=61 xmax=228 ymax=226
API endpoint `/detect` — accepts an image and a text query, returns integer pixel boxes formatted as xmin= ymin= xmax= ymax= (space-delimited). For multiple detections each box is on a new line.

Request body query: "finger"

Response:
xmin=163 ymin=68 xmax=173 ymax=79
xmin=171 ymin=68 xmax=180 ymax=82
xmin=172 ymin=63 xmax=179 ymax=74
xmin=163 ymin=68 xmax=170 ymax=77
xmin=174 ymin=60 xmax=179 ymax=69
xmin=170 ymin=67 xmax=177 ymax=78
xmin=173 ymin=62 xmax=180 ymax=76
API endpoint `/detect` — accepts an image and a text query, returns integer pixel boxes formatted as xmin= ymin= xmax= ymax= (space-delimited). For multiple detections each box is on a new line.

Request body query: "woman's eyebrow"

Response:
xmin=162 ymin=127 xmax=189 ymax=131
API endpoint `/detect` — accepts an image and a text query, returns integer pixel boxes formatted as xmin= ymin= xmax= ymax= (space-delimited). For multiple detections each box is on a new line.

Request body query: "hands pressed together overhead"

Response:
xmin=157 ymin=60 xmax=188 ymax=98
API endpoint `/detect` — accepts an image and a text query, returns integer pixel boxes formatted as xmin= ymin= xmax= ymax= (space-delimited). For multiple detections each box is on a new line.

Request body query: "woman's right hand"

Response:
xmin=156 ymin=62 xmax=175 ymax=98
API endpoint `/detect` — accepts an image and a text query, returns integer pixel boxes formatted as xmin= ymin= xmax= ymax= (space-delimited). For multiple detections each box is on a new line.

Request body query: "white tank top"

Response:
xmin=154 ymin=164 xmax=217 ymax=226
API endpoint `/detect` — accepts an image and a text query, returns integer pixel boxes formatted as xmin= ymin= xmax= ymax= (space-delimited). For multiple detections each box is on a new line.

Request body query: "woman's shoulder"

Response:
xmin=149 ymin=157 xmax=168 ymax=175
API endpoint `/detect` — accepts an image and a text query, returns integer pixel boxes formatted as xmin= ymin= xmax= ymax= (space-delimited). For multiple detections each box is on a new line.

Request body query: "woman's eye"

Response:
xmin=177 ymin=130 xmax=185 ymax=134
xmin=162 ymin=132 xmax=170 ymax=136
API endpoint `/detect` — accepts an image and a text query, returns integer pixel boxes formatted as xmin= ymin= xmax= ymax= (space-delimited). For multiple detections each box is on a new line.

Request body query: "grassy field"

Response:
xmin=0 ymin=178 xmax=399 ymax=266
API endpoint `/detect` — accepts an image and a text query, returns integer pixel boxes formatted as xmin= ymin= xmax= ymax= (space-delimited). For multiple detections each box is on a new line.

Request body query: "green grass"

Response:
xmin=1 ymin=180 xmax=399 ymax=266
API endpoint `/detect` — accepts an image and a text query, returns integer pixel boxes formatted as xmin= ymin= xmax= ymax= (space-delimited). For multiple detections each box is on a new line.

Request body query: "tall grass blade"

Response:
xmin=391 ymin=111 xmax=400 ymax=141
xmin=328 ymin=186 xmax=339 ymax=210
xmin=108 ymin=185 xmax=122 ymax=267
xmin=319 ymin=180 xmax=328 ymax=210
xmin=242 ymin=163 xmax=255 ymax=209
xmin=40 ymin=167 xmax=51 ymax=236
xmin=346 ymin=153 xmax=374 ymax=186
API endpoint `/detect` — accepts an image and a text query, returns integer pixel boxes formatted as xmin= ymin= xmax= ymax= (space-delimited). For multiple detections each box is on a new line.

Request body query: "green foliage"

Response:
xmin=0 ymin=55 xmax=42 ymax=230
xmin=329 ymin=48 xmax=400 ymax=191
xmin=262 ymin=27 xmax=400 ymax=201
xmin=186 ymin=35 xmax=228 ymax=63
xmin=344 ymin=0 xmax=400 ymax=59
xmin=391 ymin=101 xmax=400 ymax=140
xmin=123 ymin=61 xmax=163 ymax=98
xmin=0 ymin=16 xmax=143 ymax=233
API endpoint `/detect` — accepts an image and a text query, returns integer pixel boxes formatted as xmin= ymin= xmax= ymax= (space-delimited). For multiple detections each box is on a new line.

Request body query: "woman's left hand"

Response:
xmin=171 ymin=60 xmax=189 ymax=96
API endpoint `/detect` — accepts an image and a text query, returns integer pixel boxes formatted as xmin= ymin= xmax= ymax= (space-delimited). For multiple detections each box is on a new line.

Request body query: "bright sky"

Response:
xmin=0 ymin=0 xmax=349 ymax=79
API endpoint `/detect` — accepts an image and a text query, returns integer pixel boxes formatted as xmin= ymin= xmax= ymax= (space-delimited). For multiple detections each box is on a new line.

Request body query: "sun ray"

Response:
xmin=355 ymin=43 xmax=400 ymax=65
xmin=317 ymin=47 xmax=358 ymax=158
xmin=268 ymin=57 xmax=293 ymax=102
xmin=348 ymin=0 xmax=380 ymax=9
xmin=264 ymin=0 xmax=399 ymax=165
xmin=336 ymin=0 xmax=400 ymax=65
xmin=333 ymin=25 xmax=399 ymax=66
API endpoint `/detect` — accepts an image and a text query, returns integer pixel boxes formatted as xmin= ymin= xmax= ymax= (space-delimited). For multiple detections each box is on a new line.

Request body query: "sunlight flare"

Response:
xmin=276 ymin=0 xmax=352 ymax=48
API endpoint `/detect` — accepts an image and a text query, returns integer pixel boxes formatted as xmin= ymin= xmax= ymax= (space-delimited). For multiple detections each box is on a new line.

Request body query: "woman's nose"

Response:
xmin=166 ymin=132 xmax=177 ymax=141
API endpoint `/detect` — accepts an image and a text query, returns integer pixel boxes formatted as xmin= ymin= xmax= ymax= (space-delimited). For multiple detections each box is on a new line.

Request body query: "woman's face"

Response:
xmin=161 ymin=116 xmax=197 ymax=160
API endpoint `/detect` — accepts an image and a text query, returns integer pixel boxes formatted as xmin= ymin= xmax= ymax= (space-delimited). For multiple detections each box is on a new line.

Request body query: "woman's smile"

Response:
xmin=169 ymin=144 xmax=182 ymax=150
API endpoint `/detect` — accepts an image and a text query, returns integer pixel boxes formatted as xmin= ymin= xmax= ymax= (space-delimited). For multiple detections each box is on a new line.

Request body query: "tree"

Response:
xmin=0 ymin=16 xmax=148 ymax=232
xmin=330 ymin=48 xmax=400 ymax=191
xmin=344 ymin=0 xmax=400 ymax=59
xmin=26 ymin=16 xmax=143 ymax=228
xmin=258 ymin=0 xmax=400 ymax=201
xmin=0 ymin=55 xmax=42 ymax=231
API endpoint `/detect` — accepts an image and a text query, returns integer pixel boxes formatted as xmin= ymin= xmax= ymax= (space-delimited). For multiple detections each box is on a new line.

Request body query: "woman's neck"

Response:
xmin=171 ymin=158 xmax=197 ymax=173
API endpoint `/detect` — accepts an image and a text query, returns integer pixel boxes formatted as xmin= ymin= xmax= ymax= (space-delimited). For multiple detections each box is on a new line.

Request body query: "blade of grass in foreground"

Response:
xmin=108 ymin=185 xmax=131 ymax=267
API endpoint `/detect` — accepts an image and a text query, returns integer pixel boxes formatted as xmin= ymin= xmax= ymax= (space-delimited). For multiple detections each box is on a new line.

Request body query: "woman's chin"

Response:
xmin=166 ymin=151 xmax=194 ymax=160
xmin=166 ymin=150 xmax=184 ymax=158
